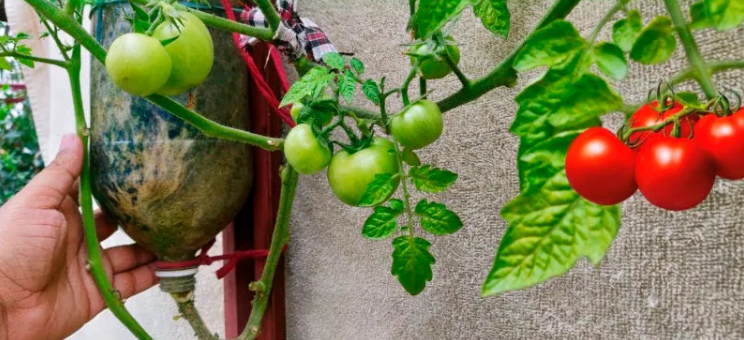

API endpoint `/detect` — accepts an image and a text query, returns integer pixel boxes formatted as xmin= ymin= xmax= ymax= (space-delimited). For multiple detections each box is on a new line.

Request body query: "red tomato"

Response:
xmin=694 ymin=108 xmax=744 ymax=180
xmin=629 ymin=101 xmax=698 ymax=147
xmin=635 ymin=136 xmax=716 ymax=211
xmin=566 ymin=127 xmax=638 ymax=205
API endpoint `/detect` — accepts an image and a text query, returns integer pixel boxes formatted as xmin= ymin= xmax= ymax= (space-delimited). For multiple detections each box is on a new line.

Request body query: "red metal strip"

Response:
xmin=223 ymin=41 xmax=286 ymax=339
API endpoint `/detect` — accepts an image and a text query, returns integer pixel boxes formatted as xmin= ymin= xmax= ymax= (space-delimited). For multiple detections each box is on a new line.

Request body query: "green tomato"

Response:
xmin=105 ymin=33 xmax=172 ymax=96
xmin=291 ymin=102 xmax=304 ymax=122
xmin=284 ymin=124 xmax=332 ymax=175
xmin=327 ymin=137 xmax=400 ymax=206
xmin=409 ymin=37 xmax=461 ymax=80
xmin=390 ymin=100 xmax=443 ymax=150
xmin=153 ymin=12 xmax=214 ymax=96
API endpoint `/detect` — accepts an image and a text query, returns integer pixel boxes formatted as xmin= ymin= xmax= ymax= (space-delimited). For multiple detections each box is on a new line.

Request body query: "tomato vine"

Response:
xmin=4 ymin=0 xmax=744 ymax=338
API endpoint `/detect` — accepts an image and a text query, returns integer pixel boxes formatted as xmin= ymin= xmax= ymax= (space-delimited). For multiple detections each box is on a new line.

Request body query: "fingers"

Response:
xmin=113 ymin=265 xmax=158 ymax=301
xmin=104 ymin=244 xmax=155 ymax=274
xmin=94 ymin=210 xmax=119 ymax=241
xmin=14 ymin=134 xmax=83 ymax=210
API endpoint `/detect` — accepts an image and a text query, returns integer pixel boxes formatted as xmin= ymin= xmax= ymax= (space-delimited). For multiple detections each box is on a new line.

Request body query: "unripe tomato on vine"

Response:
xmin=105 ymin=33 xmax=172 ymax=96
xmin=327 ymin=137 xmax=400 ymax=206
xmin=566 ymin=127 xmax=637 ymax=205
xmin=390 ymin=99 xmax=443 ymax=150
xmin=409 ymin=36 xmax=461 ymax=80
xmin=284 ymin=124 xmax=332 ymax=175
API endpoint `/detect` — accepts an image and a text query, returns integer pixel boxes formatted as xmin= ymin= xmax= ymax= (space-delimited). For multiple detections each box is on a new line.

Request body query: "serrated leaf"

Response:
xmin=362 ymin=80 xmax=381 ymax=105
xmin=630 ymin=16 xmax=677 ymax=65
xmin=322 ymin=52 xmax=346 ymax=70
xmin=415 ymin=200 xmax=463 ymax=235
xmin=511 ymin=59 xmax=623 ymax=136
xmin=409 ymin=165 xmax=458 ymax=193
xmin=482 ymin=170 xmax=620 ymax=296
xmin=358 ymin=173 xmax=398 ymax=207
xmin=518 ymin=130 xmax=584 ymax=192
xmin=280 ymin=67 xmax=333 ymax=107
xmin=473 ymin=0 xmax=510 ymax=38
xmin=363 ymin=200 xmax=403 ymax=240
xmin=391 ymin=236 xmax=435 ymax=295
xmin=593 ymin=42 xmax=627 ymax=80
xmin=16 ymin=58 xmax=34 ymax=69
xmin=612 ymin=10 xmax=642 ymax=52
xmin=703 ymin=0 xmax=744 ymax=30
xmin=339 ymin=69 xmax=356 ymax=103
xmin=350 ymin=57 xmax=364 ymax=75
xmin=513 ymin=20 xmax=586 ymax=72
xmin=690 ymin=2 xmax=713 ymax=30
xmin=411 ymin=0 xmax=478 ymax=39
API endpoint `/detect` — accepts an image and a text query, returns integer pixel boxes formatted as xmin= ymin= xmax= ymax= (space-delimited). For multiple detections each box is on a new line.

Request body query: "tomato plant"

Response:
xmin=284 ymin=124 xmax=332 ymax=175
xmin=628 ymin=101 xmax=698 ymax=146
xmin=152 ymin=12 xmax=214 ymax=96
xmin=693 ymin=108 xmax=744 ymax=180
xmin=409 ymin=36 xmax=461 ymax=80
xmin=105 ymin=33 xmax=172 ymax=96
xmin=566 ymin=127 xmax=637 ymax=205
xmin=327 ymin=137 xmax=400 ymax=206
xmin=390 ymin=99 xmax=443 ymax=150
xmin=635 ymin=136 xmax=717 ymax=211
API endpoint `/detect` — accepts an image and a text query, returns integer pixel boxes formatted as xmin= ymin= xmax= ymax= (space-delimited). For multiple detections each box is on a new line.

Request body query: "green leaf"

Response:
xmin=473 ymin=0 xmax=510 ymax=38
xmin=0 ymin=58 xmax=12 ymax=71
xmin=15 ymin=32 xmax=32 ymax=41
xmin=16 ymin=58 xmax=34 ymax=69
xmin=511 ymin=62 xmax=623 ymax=136
xmin=409 ymin=165 xmax=458 ymax=193
xmin=359 ymin=173 xmax=398 ymax=207
xmin=391 ymin=236 xmax=435 ymax=295
xmin=630 ymin=16 xmax=677 ymax=65
xmin=518 ymin=130 xmax=583 ymax=192
xmin=402 ymin=148 xmax=422 ymax=166
xmin=415 ymin=200 xmax=463 ymax=236
xmin=130 ymin=3 xmax=149 ymax=22
xmin=481 ymin=170 xmax=620 ymax=296
xmin=704 ymin=0 xmax=744 ymax=30
xmin=350 ymin=57 xmax=365 ymax=75
xmin=612 ymin=10 xmax=642 ymax=52
xmin=690 ymin=2 xmax=713 ymax=30
xmin=322 ymin=52 xmax=346 ymax=70
xmin=279 ymin=67 xmax=333 ymax=107
xmin=362 ymin=80 xmax=381 ymax=105
xmin=513 ymin=20 xmax=586 ymax=72
xmin=339 ymin=69 xmax=357 ymax=103
xmin=593 ymin=42 xmax=627 ymax=80
xmin=411 ymin=0 xmax=478 ymax=39
xmin=363 ymin=199 xmax=404 ymax=240
xmin=676 ymin=91 xmax=703 ymax=107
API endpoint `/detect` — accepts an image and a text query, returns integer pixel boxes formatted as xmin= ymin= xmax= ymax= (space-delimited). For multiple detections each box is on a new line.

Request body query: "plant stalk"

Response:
xmin=68 ymin=43 xmax=154 ymax=340
xmin=392 ymin=140 xmax=414 ymax=237
xmin=0 ymin=51 xmax=67 ymax=68
xmin=171 ymin=292 xmax=219 ymax=340
xmin=436 ymin=0 xmax=582 ymax=112
xmin=237 ymin=166 xmax=298 ymax=340
xmin=662 ymin=0 xmax=717 ymax=98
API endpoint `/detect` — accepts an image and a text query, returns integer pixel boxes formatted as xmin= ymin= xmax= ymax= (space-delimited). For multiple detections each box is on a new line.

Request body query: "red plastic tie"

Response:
xmin=221 ymin=0 xmax=295 ymax=127
xmin=153 ymin=239 xmax=287 ymax=279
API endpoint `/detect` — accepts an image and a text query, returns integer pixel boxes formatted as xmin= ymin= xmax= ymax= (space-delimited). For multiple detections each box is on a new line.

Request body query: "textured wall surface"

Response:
xmin=285 ymin=0 xmax=744 ymax=339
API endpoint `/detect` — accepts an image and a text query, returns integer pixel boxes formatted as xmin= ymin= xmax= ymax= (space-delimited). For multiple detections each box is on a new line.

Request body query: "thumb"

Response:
xmin=15 ymin=134 xmax=84 ymax=209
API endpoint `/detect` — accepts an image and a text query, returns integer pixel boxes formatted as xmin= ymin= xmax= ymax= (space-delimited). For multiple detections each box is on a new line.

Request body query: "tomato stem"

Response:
xmin=662 ymin=0 xmax=718 ymax=99
xmin=392 ymin=139 xmax=415 ymax=238
xmin=401 ymin=61 xmax=419 ymax=106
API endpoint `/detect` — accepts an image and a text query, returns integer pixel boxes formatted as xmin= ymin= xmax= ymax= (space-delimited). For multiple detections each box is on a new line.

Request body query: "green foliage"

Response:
xmin=409 ymin=165 xmax=458 ymax=193
xmin=359 ymin=173 xmax=399 ymax=207
xmin=473 ymin=0 xmax=511 ymax=38
xmin=484 ymin=19 xmax=623 ymax=295
xmin=363 ymin=199 xmax=404 ymax=240
xmin=415 ymin=200 xmax=463 ymax=235
xmin=279 ymin=67 xmax=333 ymax=107
xmin=691 ymin=0 xmax=744 ymax=30
xmin=612 ymin=10 xmax=642 ymax=52
xmin=1 ymin=85 xmax=43 ymax=205
xmin=630 ymin=16 xmax=677 ymax=65
xmin=362 ymin=80 xmax=381 ymax=105
xmin=391 ymin=236 xmax=435 ymax=295
xmin=0 ymin=26 xmax=36 ymax=70
xmin=593 ymin=42 xmax=627 ymax=80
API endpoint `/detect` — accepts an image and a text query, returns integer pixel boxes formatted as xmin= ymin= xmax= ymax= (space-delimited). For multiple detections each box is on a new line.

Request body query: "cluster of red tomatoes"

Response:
xmin=566 ymin=100 xmax=744 ymax=211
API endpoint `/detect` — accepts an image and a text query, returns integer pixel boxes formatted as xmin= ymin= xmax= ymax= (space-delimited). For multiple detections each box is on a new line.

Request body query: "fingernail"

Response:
xmin=59 ymin=134 xmax=76 ymax=152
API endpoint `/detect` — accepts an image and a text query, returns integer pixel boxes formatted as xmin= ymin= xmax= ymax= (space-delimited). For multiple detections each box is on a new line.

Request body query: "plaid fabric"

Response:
xmin=240 ymin=0 xmax=337 ymax=61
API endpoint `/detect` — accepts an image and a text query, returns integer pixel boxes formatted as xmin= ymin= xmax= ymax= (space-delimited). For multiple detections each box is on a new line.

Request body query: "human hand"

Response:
xmin=0 ymin=134 xmax=158 ymax=340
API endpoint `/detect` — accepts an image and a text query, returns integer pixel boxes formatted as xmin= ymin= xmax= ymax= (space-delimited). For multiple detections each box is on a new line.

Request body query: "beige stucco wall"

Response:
xmin=285 ymin=0 xmax=744 ymax=339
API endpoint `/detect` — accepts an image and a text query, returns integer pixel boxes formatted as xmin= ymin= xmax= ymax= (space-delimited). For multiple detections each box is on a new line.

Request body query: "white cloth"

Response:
xmin=6 ymin=0 xmax=91 ymax=165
